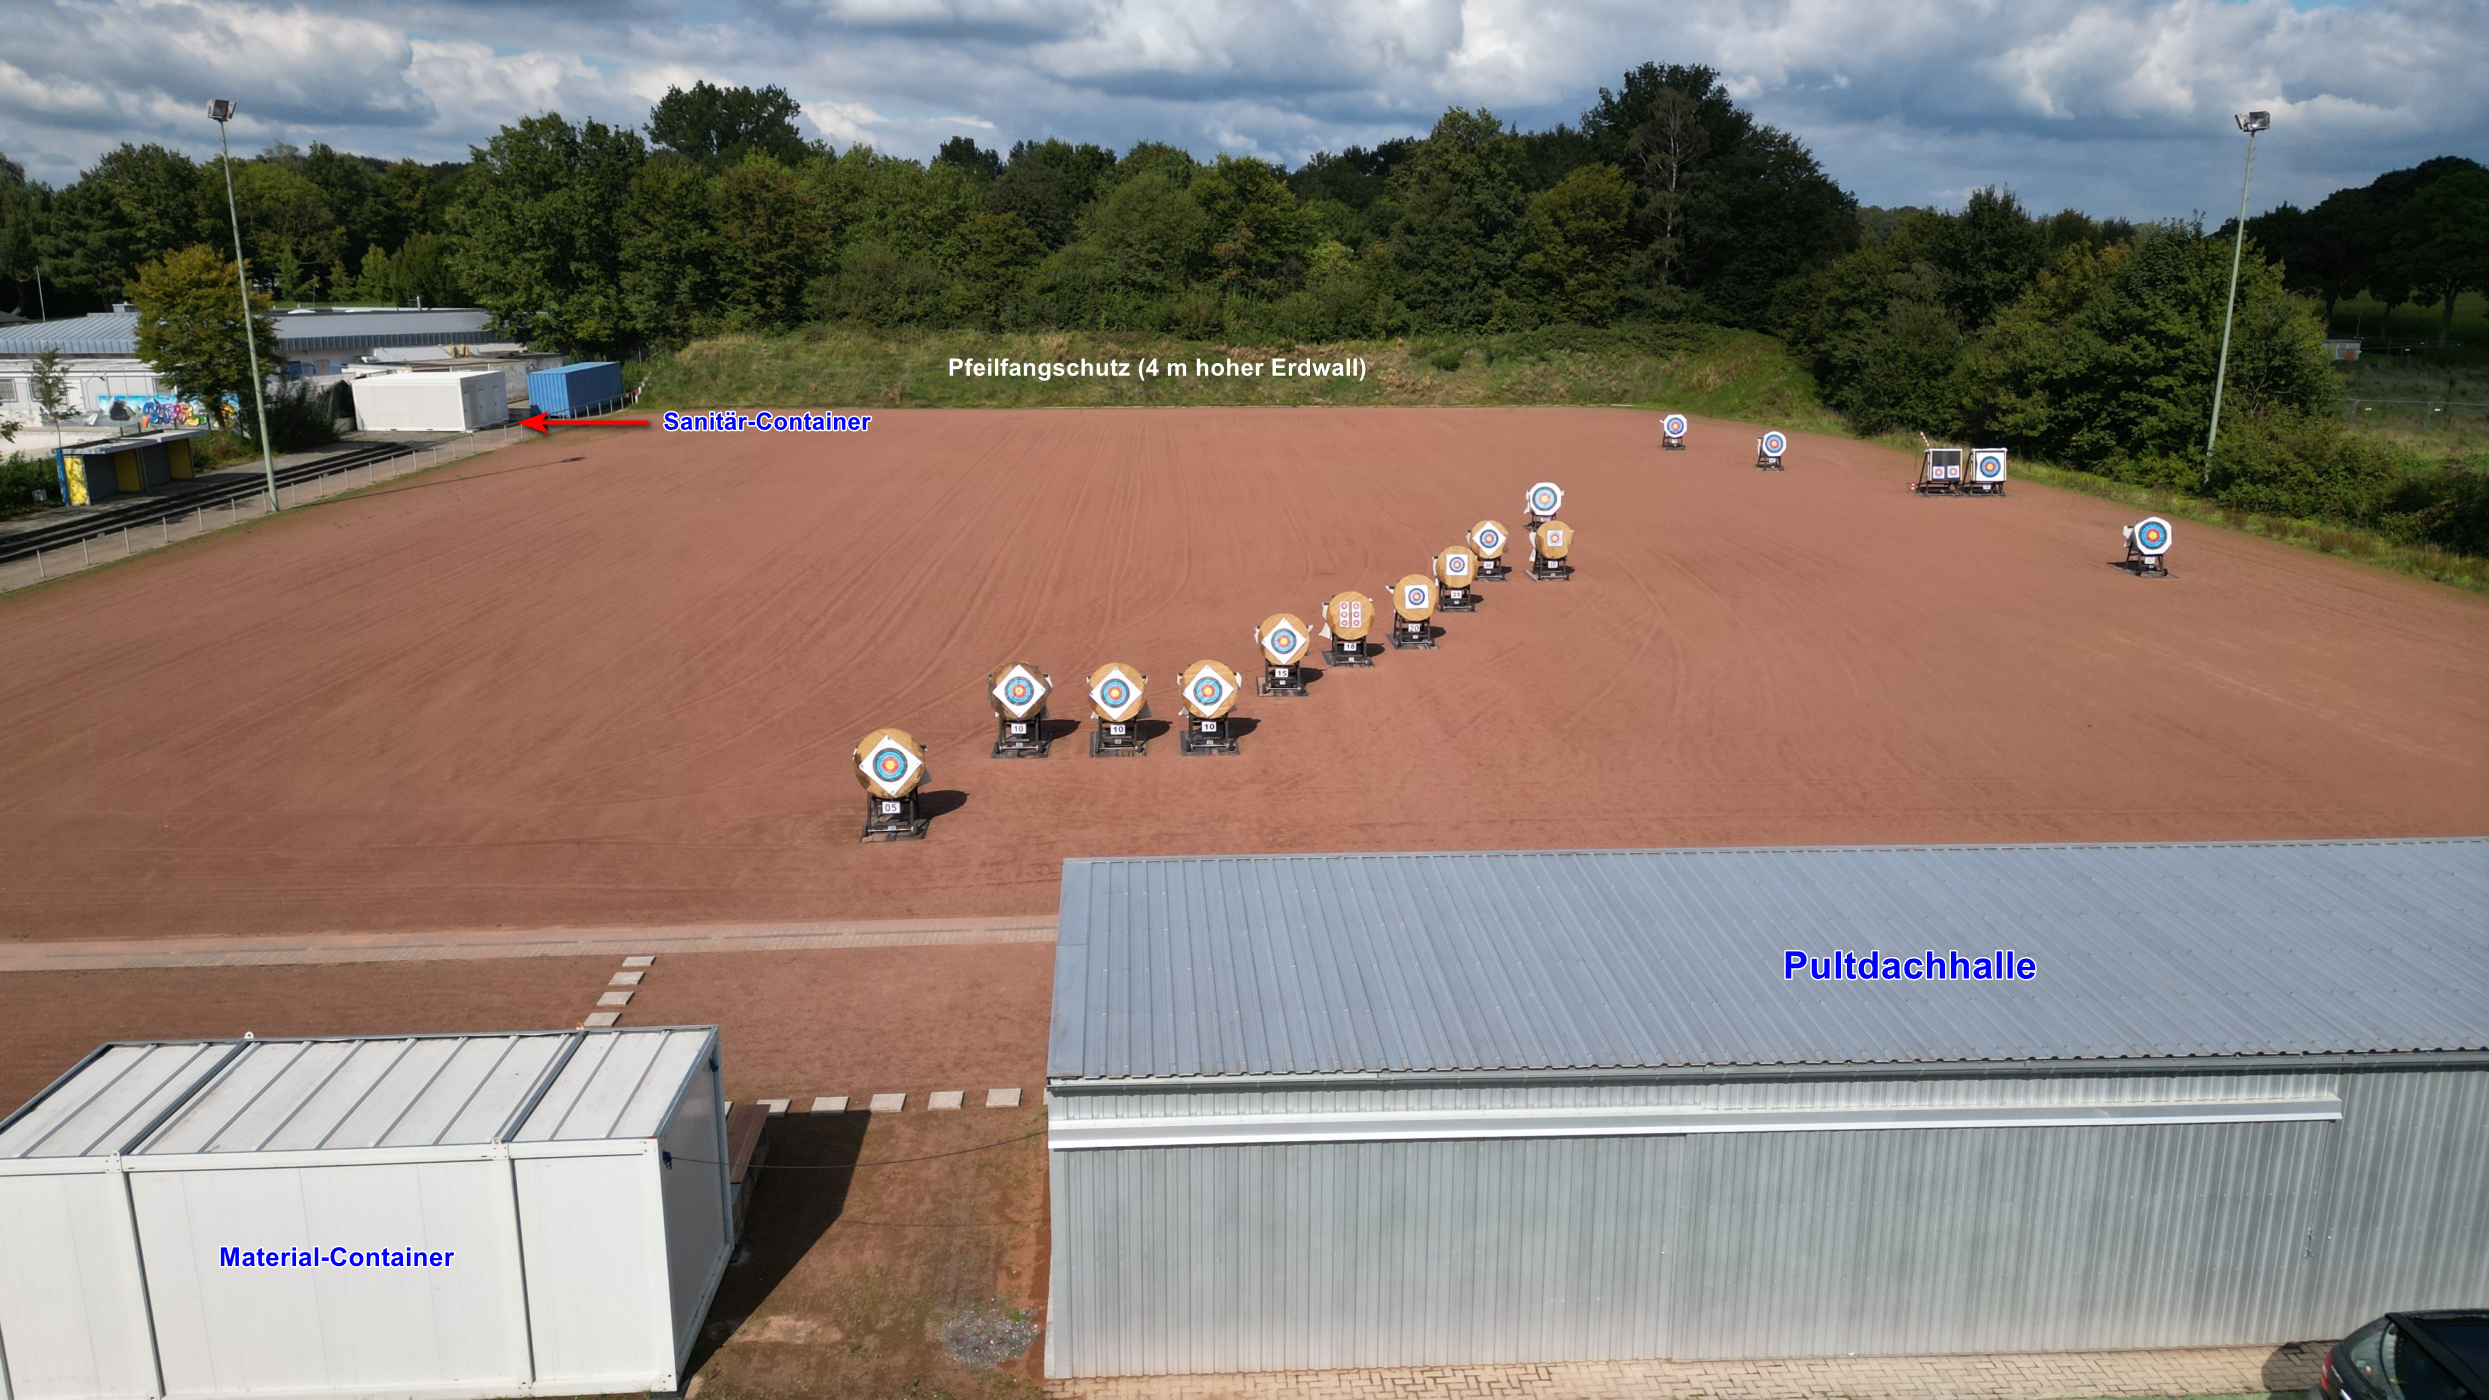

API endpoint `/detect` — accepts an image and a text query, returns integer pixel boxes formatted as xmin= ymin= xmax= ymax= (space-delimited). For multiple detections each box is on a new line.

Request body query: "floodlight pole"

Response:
xmin=2203 ymin=111 xmax=2268 ymax=486
xmin=211 ymin=100 xmax=280 ymax=511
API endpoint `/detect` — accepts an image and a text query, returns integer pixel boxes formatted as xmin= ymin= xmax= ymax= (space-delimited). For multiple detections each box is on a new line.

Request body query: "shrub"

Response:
xmin=2204 ymin=413 xmax=2407 ymax=525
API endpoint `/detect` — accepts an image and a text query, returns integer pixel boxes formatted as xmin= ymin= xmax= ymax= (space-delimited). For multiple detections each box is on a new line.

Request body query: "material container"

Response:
xmin=349 ymin=370 xmax=511 ymax=432
xmin=526 ymin=362 xmax=625 ymax=419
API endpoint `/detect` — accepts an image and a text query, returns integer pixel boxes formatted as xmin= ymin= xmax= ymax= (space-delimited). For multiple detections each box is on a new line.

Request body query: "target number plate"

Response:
xmin=880 ymin=801 xmax=901 ymax=814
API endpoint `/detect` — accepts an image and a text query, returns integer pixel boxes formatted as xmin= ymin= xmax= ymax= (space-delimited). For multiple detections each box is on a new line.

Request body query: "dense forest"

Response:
xmin=3 ymin=66 xmax=2483 ymax=557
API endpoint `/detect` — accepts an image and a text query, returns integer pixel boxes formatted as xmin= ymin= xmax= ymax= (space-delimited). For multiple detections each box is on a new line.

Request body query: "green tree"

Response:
xmin=450 ymin=114 xmax=645 ymax=353
xmin=1791 ymin=210 xmax=1964 ymax=434
xmin=1 ymin=154 xmax=43 ymax=316
xmin=1191 ymin=156 xmax=1312 ymax=297
xmin=36 ymin=144 xmax=210 ymax=307
xmin=712 ymin=157 xmax=820 ymax=330
xmin=647 ymin=82 xmax=810 ymax=165
xmin=1385 ymin=108 xmax=1531 ymax=331
xmin=131 ymin=245 xmax=274 ymax=431
xmin=231 ymin=158 xmax=344 ymax=300
xmin=618 ymin=158 xmax=720 ymax=342
xmin=1517 ymin=163 xmax=1638 ymax=323
xmin=2389 ymin=168 xmax=2489 ymax=346
xmin=1959 ymin=225 xmax=2333 ymax=470
xmin=1933 ymin=187 xmax=2045 ymax=330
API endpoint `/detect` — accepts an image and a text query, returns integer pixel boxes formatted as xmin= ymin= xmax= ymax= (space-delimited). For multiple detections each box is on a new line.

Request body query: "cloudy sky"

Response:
xmin=4 ymin=0 xmax=2484 ymax=217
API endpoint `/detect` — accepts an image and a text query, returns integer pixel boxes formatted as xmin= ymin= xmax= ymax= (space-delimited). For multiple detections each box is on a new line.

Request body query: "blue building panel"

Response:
xmin=527 ymin=361 xmax=624 ymax=418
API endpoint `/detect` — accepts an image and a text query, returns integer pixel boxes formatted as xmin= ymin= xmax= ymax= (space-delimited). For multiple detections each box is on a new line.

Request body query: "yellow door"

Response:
xmin=64 ymin=456 xmax=90 ymax=505
xmin=168 ymin=439 xmax=193 ymax=478
xmin=115 ymin=451 xmax=141 ymax=493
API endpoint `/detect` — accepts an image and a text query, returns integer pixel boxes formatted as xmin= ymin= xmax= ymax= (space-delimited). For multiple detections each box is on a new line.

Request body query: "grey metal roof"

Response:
xmin=0 ymin=1028 xmax=714 ymax=1160
xmin=0 ymin=308 xmax=494 ymax=357
xmin=1048 ymin=840 xmax=2489 ymax=1082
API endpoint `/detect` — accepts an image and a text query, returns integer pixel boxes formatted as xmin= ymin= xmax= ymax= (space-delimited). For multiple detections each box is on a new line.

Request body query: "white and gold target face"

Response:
xmin=1257 ymin=613 xmax=1312 ymax=665
xmin=1087 ymin=663 xmax=1146 ymax=722
xmin=989 ymin=662 xmax=1049 ymax=720
xmin=1526 ymin=481 xmax=1563 ymax=516
xmin=1179 ymin=659 xmax=1241 ymax=718
xmin=1535 ymin=520 xmax=1571 ymax=558
xmin=1437 ymin=546 xmax=1476 ymax=584
xmin=1326 ymin=591 xmax=1374 ymax=640
xmin=1469 ymin=520 xmax=1509 ymax=559
xmin=855 ymin=727 xmax=925 ymax=798
xmin=1395 ymin=573 xmax=1436 ymax=620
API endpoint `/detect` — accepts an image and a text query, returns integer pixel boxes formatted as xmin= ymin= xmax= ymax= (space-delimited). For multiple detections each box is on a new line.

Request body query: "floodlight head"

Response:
xmin=209 ymin=99 xmax=236 ymax=123
xmin=2237 ymin=111 xmax=2270 ymax=134
xmin=854 ymin=727 xmax=927 ymax=799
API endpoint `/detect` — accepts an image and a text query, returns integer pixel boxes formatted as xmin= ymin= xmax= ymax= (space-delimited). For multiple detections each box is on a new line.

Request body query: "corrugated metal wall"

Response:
xmin=1046 ymin=1065 xmax=2489 ymax=1377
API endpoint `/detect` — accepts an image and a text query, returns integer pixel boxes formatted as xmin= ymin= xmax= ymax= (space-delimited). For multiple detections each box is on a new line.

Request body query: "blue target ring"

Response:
xmin=1101 ymin=679 xmax=1130 ymax=707
xmin=1663 ymin=414 xmax=1688 ymax=437
xmin=1193 ymin=677 xmax=1220 ymax=704
xmin=1762 ymin=431 xmax=1787 ymax=456
xmin=1478 ymin=528 xmax=1501 ymax=550
xmin=873 ymin=750 xmax=906 ymax=780
xmin=1531 ymin=486 xmax=1559 ymax=512
xmin=1272 ymin=630 xmax=1297 ymax=653
xmin=1976 ymin=454 xmax=2003 ymax=479
xmin=1406 ymin=587 xmax=1426 ymax=607
xmin=1005 ymin=678 xmax=1034 ymax=704
xmin=2138 ymin=520 xmax=2170 ymax=551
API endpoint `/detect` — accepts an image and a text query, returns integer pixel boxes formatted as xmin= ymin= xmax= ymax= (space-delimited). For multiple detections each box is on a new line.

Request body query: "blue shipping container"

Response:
xmin=527 ymin=361 xmax=625 ymax=418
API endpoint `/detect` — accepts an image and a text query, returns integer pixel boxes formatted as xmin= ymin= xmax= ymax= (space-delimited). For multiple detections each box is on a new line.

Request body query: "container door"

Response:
xmin=168 ymin=439 xmax=193 ymax=479
xmin=63 ymin=457 xmax=89 ymax=506
xmin=115 ymin=452 xmax=141 ymax=494
xmin=0 ymin=1171 xmax=162 ymax=1400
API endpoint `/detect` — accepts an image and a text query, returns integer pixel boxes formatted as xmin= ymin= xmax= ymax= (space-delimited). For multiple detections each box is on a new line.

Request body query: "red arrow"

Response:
xmin=519 ymin=412 xmax=651 ymax=434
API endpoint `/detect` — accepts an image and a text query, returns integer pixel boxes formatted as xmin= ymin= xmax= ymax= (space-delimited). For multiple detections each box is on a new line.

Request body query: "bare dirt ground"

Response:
xmin=3 ymin=407 xmax=2484 ymax=943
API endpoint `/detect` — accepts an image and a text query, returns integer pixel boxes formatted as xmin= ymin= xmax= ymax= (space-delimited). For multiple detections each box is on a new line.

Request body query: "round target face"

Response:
xmin=2135 ymin=517 xmax=2172 ymax=553
xmin=1443 ymin=554 xmax=1470 ymax=579
xmin=1663 ymin=413 xmax=1689 ymax=437
xmin=1193 ymin=676 xmax=1222 ymax=705
xmin=1475 ymin=526 xmax=1502 ymax=551
xmin=872 ymin=748 xmax=908 ymax=781
xmin=1271 ymin=629 xmax=1296 ymax=654
xmin=1528 ymin=483 xmax=1562 ymax=515
xmin=1974 ymin=451 xmax=2005 ymax=480
xmin=1004 ymin=677 xmax=1035 ymax=705
xmin=1405 ymin=584 xmax=1428 ymax=608
xmin=1545 ymin=529 xmax=1565 ymax=547
xmin=1101 ymin=678 xmax=1130 ymax=707
xmin=1761 ymin=431 xmax=1788 ymax=456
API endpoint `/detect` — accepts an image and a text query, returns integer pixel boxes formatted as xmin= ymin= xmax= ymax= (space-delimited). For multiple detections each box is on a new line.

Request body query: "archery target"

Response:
xmin=855 ymin=728 xmax=925 ymax=798
xmin=1259 ymin=613 xmax=1312 ymax=664
xmin=1088 ymin=664 xmax=1145 ymax=721
xmin=1394 ymin=574 xmax=1436 ymax=618
xmin=1470 ymin=520 xmax=1507 ymax=558
xmin=1327 ymin=591 xmax=1373 ymax=639
xmin=1760 ymin=431 xmax=1788 ymax=458
xmin=1973 ymin=449 xmax=2007 ymax=482
xmin=2134 ymin=516 xmax=2172 ymax=555
xmin=1535 ymin=521 xmax=1570 ymax=558
xmin=1528 ymin=482 xmax=1563 ymax=516
xmin=1662 ymin=413 xmax=1689 ymax=438
xmin=1180 ymin=660 xmax=1240 ymax=718
xmin=1439 ymin=548 xmax=1474 ymax=582
xmin=990 ymin=662 xmax=1049 ymax=719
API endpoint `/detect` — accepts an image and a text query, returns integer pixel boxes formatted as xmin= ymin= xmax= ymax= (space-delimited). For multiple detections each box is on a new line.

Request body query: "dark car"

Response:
xmin=2320 ymin=1311 xmax=2489 ymax=1400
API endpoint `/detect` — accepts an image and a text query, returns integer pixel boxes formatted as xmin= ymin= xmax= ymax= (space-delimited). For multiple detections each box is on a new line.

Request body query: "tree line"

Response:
xmin=2247 ymin=157 xmax=2489 ymax=345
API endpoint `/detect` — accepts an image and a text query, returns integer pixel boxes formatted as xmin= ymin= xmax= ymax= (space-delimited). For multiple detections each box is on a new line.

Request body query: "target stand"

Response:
xmin=1388 ymin=617 xmax=1436 ymax=650
xmin=1322 ymin=639 xmax=1374 ymax=667
xmin=1438 ymin=586 xmax=1477 ymax=613
xmin=2123 ymin=516 xmax=2173 ymax=578
xmin=1476 ymin=557 xmax=1511 ymax=582
xmin=1258 ymin=662 xmax=1310 ymax=697
xmin=1528 ymin=551 xmax=1573 ymax=582
xmin=991 ymin=716 xmax=1050 ymax=759
xmin=1179 ymin=715 xmax=1240 ymax=756
xmin=1091 ymin=714 xmax=1150 ymax=757
xmin=860 ymin=794 xmax=929 ymax=842
xmin=1756 ymin=431 xmax=1788 ymax=471
xmin=2124 ymin=542 xmax=2171 ymax=578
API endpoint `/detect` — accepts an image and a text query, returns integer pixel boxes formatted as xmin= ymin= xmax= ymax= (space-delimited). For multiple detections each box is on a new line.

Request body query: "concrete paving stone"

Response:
xmin=870 ymin=1093 xmax=906 ymax=1112
xmin=759 ymin=1099 xmax=789 ymax=1116
xmin=596 ymin=990 xmax=633 ymax=1006
xmin=929 ymin=1090 xmax=966 ymax=1110
xmin=809 ymin=1096 xmax=848 ymax=1114
xmin=583 ymin=1011 xmax=621 ymax=1027
xmin=622 ymin=954 xmax=655 ymax=967
xmin=987 ymin=1087 xmax=1023 ymax=1108
xmin=609 ymin=970 xmax=644 ymax=986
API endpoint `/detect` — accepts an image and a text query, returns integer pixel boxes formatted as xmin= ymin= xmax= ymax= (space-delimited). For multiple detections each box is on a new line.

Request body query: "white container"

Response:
xmin=0 ymin=1028 xmax=730 ymax=1400
xmin=348 ymin=370 xmax=510 ymax=432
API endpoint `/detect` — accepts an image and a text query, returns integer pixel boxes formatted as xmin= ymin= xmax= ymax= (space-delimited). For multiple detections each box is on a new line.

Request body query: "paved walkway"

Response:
xmin=1047 ymin=1341 xmax=2327 ymax=1400
xmin=0 ymin=914 xmax=1057 ymax=971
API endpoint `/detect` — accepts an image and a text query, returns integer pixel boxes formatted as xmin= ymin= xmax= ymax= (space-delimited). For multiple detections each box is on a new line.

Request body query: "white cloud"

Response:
xmin=2 ymin=0 xmax=2481 ymax=216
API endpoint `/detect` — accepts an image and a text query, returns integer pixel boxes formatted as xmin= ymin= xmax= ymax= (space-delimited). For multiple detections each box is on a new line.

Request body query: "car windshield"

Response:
xmin=2412 ymin=1322 xmax=2489 ymax=1390
xmin=2382 ymin=1323 xmax=2476 ymax=1400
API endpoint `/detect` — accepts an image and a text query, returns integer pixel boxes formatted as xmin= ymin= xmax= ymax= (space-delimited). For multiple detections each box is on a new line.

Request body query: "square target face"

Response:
xmin=1185 ymin=667 xmax=1236 ymax=715
xmin=991 ymin=664 xmax=1047 ymax=719
xmin=860 ymin=738 xmax=922 ymax=794
xmin=1334 ymin=598 xmax=1365 ymax=630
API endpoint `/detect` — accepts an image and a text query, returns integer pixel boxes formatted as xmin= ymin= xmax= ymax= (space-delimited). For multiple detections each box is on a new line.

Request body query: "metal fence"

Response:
xmin=0 ymin=426 xmax=523 ymax=595
xmin=2343 ymin=397 xmax=2489 ymax=436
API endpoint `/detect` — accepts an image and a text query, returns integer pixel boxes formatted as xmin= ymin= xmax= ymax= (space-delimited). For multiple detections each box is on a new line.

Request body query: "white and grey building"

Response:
xmin=1044 ymin=839 xmax=2489 ymax=1379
